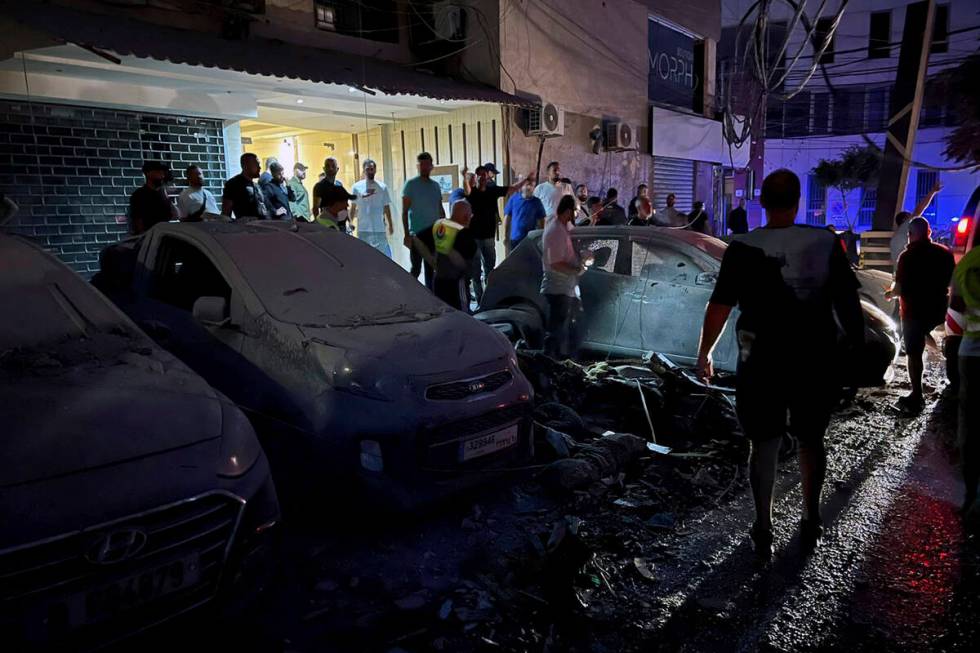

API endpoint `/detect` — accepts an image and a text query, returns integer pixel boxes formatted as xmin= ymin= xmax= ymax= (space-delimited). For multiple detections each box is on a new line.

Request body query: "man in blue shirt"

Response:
xmin=401 ymin=152 xmax=445 ymax=289
xmin=504 ymin=179 xmax=546 ymax=254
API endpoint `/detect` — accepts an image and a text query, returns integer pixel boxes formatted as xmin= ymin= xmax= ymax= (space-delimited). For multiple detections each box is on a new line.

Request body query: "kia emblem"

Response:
xmin=86 ymin=528 xmax=148 ymax=565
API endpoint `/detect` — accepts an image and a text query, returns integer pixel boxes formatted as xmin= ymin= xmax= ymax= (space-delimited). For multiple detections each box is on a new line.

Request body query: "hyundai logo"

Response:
xmin=85 ymin=528 xmax=148 ymax=565
xmin=467 ymin=381 xmax=486 ymax=394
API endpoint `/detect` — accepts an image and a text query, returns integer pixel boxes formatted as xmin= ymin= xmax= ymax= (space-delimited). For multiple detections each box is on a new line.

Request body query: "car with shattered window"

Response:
xmin=0 ymin=234 xmax=279 ymax=649
xmin=476 ymin=226 xmax=899 ymax=387
xmin=94 ymin=221 xmax=533 ymax=506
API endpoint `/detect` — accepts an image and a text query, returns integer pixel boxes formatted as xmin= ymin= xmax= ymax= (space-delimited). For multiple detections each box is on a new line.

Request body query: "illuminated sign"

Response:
xmin=648 ymin=19 xmax=701 ymax=112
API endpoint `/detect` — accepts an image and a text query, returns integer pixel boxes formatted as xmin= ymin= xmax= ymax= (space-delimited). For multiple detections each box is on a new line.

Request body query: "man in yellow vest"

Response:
xmin=951 ymin=242 xmax=980 ymax=515
xmin=315 ymin=184 xmax=356 ymax=231
xmin=429 ymin=200 xmax=478 ymax=311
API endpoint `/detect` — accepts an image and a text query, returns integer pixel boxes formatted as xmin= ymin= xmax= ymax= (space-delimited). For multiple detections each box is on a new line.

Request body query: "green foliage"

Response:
xmin=811 ymin=145 xmax=882 ymax=228
xmin=939 ymin=53 xmax=980 ymax=168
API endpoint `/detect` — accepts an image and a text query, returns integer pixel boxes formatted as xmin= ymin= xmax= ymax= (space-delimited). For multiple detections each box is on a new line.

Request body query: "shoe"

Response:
xmin=750 ymin=524 xmax=774 ymax=559
xmin=800 ymin=518 xmax=824 ymax=552
xmin=896 ymin=394 xmax=925 ymax=413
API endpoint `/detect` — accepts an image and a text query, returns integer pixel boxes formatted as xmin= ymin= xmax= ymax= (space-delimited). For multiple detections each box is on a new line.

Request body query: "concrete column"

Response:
xmin=222 ymin=120 xmax=243 ymax=178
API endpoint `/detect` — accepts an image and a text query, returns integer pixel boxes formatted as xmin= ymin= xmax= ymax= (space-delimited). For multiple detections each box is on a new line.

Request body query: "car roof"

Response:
xmin=536 ymin=225 xmax=729 ymax=260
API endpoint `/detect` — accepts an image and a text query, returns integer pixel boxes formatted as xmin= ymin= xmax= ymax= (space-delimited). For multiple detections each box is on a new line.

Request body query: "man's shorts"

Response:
xmin=902 ymin=317 xmax=939 ymax=357
xmin=735 ymin=359 xmax=836 ymax=445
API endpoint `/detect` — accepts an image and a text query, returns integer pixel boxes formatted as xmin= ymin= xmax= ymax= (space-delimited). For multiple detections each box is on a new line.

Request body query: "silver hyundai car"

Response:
xmin=95 ymin=221 xmax=534 ymax=506
xmin=0 ymin=234 xmax=279 ymax=649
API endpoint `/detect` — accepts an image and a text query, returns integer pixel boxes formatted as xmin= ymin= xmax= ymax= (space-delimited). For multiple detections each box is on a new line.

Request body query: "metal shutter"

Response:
xmin=652 ymin=156 xmax=695 ymax=213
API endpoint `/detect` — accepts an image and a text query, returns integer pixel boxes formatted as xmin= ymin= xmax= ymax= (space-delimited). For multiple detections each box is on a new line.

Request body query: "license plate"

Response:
xmin=460 ymin=424 xmax=520 ymax=461
xmin=67 ymin=554 xmax=201 ymax=628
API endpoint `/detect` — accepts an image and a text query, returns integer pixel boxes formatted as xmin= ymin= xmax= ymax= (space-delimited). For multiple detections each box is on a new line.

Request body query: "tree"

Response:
xmin=938 ymin=53 xmax=980 ymax=169
xmin=812 ymin=145 xmax=882 ymax=230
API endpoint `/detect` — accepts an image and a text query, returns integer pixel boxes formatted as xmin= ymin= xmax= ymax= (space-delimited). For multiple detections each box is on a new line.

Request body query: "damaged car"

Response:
xmin=0 ymin=234 xmax=279 ymax=649
xmin=476 ymin=226 xmax=899 ymax=386
xmin=94 ymin=221 xmax=534 ymax=505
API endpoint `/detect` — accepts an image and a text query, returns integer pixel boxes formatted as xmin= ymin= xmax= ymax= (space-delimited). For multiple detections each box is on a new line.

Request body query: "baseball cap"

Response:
xmin=482 ymin=162 xmax=499 ymax=175
xmin=294 ymin=162 xmax=309 ymax=171
xmin=320 ymin=184 xmax=356 ymax=204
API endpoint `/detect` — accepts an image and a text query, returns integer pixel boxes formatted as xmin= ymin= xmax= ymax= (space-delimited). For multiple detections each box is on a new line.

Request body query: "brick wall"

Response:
xmin=0 ymin=101 xmax=227 ymax=277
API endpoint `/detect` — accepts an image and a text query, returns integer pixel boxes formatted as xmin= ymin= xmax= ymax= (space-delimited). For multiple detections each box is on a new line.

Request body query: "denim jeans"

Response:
xmin=469 ymin=237 xmax=497 ymax=304
xmin=358 ymin=231 xmax=391 ymax=258
xmin=544 ymin=294 xmax=580 ymax=359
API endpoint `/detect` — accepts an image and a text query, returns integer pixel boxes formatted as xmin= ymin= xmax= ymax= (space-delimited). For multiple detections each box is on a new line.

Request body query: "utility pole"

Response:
xmin=870 ymin=0 xmax=935 ymax=235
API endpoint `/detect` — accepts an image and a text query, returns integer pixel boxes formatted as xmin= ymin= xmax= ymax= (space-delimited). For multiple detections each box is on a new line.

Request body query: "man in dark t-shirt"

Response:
xmin=887 ymin=217 xmax=955 ymax=411
xmin=728 ymin=198 xmax=748 ymax=235
xmin=222 ymin=152 xmax=269 ymax=220
xmin=129 ymin=161 xmax=175 ymax=234
xmin=463 ymin=165 xmax=530 ymax=303
xmin=696 ymin=169 xmax=864 ymax=558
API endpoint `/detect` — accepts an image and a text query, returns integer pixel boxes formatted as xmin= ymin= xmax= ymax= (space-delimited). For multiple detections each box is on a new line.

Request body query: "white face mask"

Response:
xmin=335 ymin=209 xmax=349 ymax=221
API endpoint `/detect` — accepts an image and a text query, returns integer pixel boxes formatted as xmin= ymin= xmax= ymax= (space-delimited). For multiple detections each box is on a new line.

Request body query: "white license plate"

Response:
xmin=460 ymin=424 xmax=520 ymax=461
xmin=66 ymin=553 xmax=201 ymax=628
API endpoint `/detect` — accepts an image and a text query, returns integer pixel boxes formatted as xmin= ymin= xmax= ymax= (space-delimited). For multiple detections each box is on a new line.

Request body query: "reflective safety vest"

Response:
xmin=955 ymin=246 xmax=980 ymax=339
xmin=432 ymin=218 xmax=464 ymax=255
xmin=316 ymin=214 xmax=340 ymax=230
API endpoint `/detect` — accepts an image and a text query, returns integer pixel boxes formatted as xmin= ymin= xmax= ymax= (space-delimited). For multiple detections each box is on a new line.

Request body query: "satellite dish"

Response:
xmin=543 ymin=103 xmax=560 ymax=132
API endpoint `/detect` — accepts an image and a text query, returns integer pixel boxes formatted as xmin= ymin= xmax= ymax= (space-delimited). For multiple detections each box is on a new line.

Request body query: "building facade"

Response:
xmin=720 ymin=0 xmax=978 ymax=235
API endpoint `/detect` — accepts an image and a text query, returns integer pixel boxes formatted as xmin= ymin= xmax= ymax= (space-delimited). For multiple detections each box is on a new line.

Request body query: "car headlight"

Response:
xmin=312 ymin=342 xmax=393 ymax=401
xmin=217 ymin=402 xmax=262 ymax=478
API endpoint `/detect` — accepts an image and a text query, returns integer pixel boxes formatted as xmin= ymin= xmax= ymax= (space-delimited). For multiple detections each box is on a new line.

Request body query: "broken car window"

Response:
xmin=152 ymin=237 xmax=231 ymax=312
xmin=573 ymin=237 xmax=620 ymax=274
xmin=631 ymin=240 xmax=703 ymax=285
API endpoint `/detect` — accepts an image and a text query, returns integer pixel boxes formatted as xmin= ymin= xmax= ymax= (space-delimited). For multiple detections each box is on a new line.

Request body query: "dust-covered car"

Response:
xmin=0 ymin=234 xmax=279 ymax=650
xmin=94 ymin=221 xmax=533 ymax=505
xmin=476 ymin=226 xmax=899 ymax=386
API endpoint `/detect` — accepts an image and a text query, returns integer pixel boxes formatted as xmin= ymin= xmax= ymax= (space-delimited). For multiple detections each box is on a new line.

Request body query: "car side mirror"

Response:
xmin=695 ymin=272 xmax=717 ymax=286
xmin=192 ymin=296 xmax=231 ymax=327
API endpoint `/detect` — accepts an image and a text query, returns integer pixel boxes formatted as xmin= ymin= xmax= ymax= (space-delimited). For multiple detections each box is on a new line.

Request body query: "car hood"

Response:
xmin=0 ymin=332 xmax=224 ymax=488
xmin=299 ymin=309 xmax=512 ymax=376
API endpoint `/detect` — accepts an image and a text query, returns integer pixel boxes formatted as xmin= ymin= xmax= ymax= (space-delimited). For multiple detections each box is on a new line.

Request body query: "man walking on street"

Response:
xmin=695 ymin=169 xmax=864 ymax=557
xmin=951 ymin=241 xmax=980 ymax=516
xmin=534 ymin=161 xmax=564 ymax=221
xmin=504 ymin=179 xmax=546 ymax=255
xmin=177 ymin=164 xmax=218 ymax=221
xmin=401 ymin=152 xmax=445 ymax=289
xmin=542 ymin=195 xmax=592 ymax=358
xmin=259 ymin=161 xmax=294 ymax=220
xmin=886 ymin=217 xmax=955 ymax=412
xmin=222 ymin=153 xmax=270 ymax=221
xmin=288 ymin=163 xmax=312 ymax=222
xmin=463 ymin=164 xmax=528 ymax=302
xmin=729 ymin=198 xmax=748 ymax=235
xmin=350 ymin=159 xmax=394 ymax=257
xmin=130 ymin=161 xmax=176 ymax=234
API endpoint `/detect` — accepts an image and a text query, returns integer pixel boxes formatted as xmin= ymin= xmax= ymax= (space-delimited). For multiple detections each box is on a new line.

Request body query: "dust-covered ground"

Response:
xmin=137 ymin=349 xmax=979 ymax=653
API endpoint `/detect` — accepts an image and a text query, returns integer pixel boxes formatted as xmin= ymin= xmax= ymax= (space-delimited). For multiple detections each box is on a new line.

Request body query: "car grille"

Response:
xmin=425 ymin=370 xmax=513 ymax=401
xmin=421 ymin=404 xmax=530 ymax=470
xmin=0 ymin=491 xmax=243 ymax=648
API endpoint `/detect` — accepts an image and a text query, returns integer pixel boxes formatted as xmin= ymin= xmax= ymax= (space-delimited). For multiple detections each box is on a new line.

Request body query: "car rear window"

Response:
xmin=219 ymin=229 xmax=450 ymax=327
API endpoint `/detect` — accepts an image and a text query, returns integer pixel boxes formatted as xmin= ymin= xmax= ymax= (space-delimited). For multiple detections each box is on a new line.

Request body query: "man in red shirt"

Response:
xmin=887 ymin=217 xmax=956 ymax=412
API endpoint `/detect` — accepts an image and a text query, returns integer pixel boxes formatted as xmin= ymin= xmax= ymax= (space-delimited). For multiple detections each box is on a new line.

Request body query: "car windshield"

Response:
xmin=218 ymin=228 xmax=450 ymax=327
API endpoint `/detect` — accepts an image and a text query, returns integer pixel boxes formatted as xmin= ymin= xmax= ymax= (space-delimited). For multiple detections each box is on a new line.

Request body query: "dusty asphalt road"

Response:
xmin=136 ymin=354 xmax=978 ymax=653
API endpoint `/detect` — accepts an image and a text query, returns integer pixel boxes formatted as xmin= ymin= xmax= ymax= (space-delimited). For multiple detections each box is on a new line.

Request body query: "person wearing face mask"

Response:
xmin=313 ymin=156 xmax=348 ymax=229
xmin=534 ymin=161 xmax=564 ymax=221
xmin=504 ymin=179 xmax=546 ymax=255
xmin=315 ymin=184 xmax=356 ymax=231
xmin=129 ymin=161 xmax=176 ymax=234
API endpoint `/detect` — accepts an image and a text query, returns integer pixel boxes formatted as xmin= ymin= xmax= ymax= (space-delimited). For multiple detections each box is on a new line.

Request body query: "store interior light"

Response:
xmin=296 ymin=98 xmax=304 ymax=104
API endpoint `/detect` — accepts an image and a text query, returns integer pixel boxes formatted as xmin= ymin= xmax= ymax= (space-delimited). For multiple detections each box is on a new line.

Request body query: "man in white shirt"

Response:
xmin=541 ymin=194 xmax=592 ymax=358
xmin=534 ymin=160 xmax=564 ymax=220
xmin=350 ymin=159 xmax=393 ymax=257
xmin=177 ymin=164 xmax=218 ymax=221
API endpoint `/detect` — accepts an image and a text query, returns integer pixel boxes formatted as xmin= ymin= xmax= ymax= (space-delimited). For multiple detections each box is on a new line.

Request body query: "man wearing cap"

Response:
xmin=288 ymin=162 xmax=312 ymax=222
xmin=129 ymin=161 xmax=176 ymax=234
xmin=316 ymin=184 xmax=356 ymax=231
xmin=463 ymin=163 xmax=530 ymax=303
xmin=350 ymin=159 xmax=393 ymax=257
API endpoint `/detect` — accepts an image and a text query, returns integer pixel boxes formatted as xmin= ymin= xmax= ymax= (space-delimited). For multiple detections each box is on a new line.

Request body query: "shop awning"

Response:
xmin=0 ymin=1 xmax=533 ymax=107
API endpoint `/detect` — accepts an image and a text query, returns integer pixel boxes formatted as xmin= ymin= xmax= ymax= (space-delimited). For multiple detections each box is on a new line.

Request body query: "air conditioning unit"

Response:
xmin=527 ymin=102 xmax=565 ymax=137
xmin=605 ymin=122 xmax=638 ymax=150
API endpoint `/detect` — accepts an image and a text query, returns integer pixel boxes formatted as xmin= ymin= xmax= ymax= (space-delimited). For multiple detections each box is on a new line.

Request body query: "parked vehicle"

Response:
xmin=0 ymin=234 xmax=279 ymax=650
xmin=945 ymin=185 xmax=980 ymax=386
xmin=477 ymin=226 xmax=899 ymax=387
xmin=94 ymin=221 xmax=533 ymax=506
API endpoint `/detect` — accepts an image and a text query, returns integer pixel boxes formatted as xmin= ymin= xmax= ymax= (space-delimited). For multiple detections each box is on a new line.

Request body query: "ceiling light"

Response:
xmin=348 ymin=87 xmax=358 ymax=94
xmin=296 ymin=98 xmax=304 ymax=104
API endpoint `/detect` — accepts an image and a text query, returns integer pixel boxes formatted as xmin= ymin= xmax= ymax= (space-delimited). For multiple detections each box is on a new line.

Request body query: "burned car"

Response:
xmin=0 ymin=234 xmax=279 ymax=649
xmin=476 ymin=226 xmax=899 ymax=386
xmin=94 ymin=221 xmax=533 ymax=504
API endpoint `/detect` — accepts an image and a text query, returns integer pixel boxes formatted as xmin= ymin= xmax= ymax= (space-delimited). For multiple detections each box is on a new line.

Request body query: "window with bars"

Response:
xmin=313 ymin=1 xmax=399 ymax=43
xmin=858 ymin=188 xmax=876 ymax=227
xmin=865 ymin=88 xmax=889 ymax=132
xmin=806 ymin=175 xmax=826 ymax=226
xmin=915 ymin=170 xmax=939 ymax=222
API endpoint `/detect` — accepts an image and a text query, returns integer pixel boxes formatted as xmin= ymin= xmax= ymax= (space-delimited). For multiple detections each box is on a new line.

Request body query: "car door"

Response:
xmin=626 ymin=236 xmax=733 ymax=366
xmin=570 ymin=234 xmax=633 ymax=352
